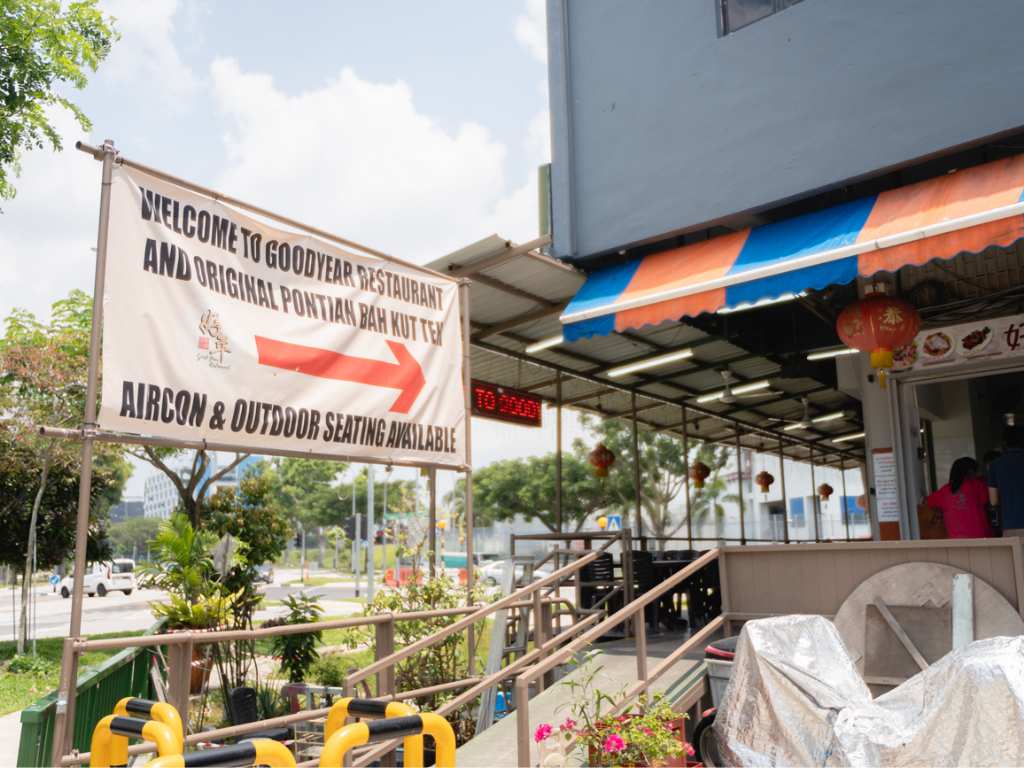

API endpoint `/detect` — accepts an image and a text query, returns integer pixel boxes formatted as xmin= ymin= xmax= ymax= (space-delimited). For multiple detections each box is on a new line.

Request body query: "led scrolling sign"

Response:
xmin=470 ymin=380 xmax=542 ymax=427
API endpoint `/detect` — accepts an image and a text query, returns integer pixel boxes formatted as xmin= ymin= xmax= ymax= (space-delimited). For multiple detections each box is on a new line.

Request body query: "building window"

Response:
xmin=720 ymin=0 xmax=802 ymax=35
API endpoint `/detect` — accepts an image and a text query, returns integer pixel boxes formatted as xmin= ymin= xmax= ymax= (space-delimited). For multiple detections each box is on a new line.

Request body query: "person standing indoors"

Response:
xmin=988 ymin=426 xmax=1024 ymax=538
xmin=925 ymin=458 xmax=992 ymax=539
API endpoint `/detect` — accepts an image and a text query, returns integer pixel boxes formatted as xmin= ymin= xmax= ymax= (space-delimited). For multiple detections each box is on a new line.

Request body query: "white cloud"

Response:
xmin=515 ymin=0 xmax=548 ymax=65
xmin=99 ymin=0 xmax=198 ymax=98
xmin=210 ymin=59 xmax=519 ymax=262
xmin=0 ymin=111 xmax=100 ymax=319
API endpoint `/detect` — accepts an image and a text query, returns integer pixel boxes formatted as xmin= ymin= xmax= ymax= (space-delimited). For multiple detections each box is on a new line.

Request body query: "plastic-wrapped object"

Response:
xmin=713 ymin=615 xmax=870 ymax=766
xmin=713 ymin=615 xmax=1024 ymax=767
xmin=833 ymin=635 xmax=1024 ymax=767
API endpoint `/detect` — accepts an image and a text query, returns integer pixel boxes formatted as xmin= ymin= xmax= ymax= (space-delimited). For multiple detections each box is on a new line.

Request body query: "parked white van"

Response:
xmin=59 ymin=559 xmax=136 ymax=598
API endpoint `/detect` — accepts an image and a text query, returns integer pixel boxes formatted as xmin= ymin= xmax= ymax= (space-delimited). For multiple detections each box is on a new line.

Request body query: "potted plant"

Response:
xmin=535 ymin=655 xmax=698 ymax=767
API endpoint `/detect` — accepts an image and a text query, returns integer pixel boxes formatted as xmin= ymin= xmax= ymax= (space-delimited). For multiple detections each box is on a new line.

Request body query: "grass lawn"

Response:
xmin=281 ymin=574 xmax=349 ymax=588
xmin=0 ymin=631 xmax=144 ymax=717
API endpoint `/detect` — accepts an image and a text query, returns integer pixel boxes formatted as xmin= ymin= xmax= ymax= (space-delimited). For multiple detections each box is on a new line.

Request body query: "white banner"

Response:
xmin=99 ymin=166 xmax=466 ymax=467
xmin=892 ymin=312 xmax=1024 ymax=372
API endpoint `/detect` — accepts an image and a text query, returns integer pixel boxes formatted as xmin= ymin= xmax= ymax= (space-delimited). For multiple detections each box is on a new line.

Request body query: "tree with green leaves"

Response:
xmin=107 ymin=516 xmax=161 ymax=559
xmin=265 ymin=457 xmax=347 ymax=529
xmin=0 ymin=289 xmax=129 ymax=652
xmin=452 ymin=449 xmax=609 ymax=533
xmin=0 ymin=0 xmax=117 ymax=199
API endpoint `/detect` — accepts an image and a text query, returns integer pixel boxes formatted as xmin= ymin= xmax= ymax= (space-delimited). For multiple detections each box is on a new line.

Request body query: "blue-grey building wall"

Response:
xmin=547 ymin=0 xmax=1024 ymax=261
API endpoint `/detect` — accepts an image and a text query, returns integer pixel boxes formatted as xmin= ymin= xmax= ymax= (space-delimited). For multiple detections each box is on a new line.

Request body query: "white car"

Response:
xmin=59 ymin=559 xmax=136 ymax=598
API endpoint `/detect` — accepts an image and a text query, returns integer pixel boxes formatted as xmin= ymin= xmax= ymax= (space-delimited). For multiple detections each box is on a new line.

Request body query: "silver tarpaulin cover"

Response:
xmin=713 ymin=615 xmax=1024 ymax=766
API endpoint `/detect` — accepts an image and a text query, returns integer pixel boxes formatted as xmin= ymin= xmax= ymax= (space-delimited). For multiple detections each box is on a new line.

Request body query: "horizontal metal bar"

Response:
xmin=39 ymin=425 xmax=469 ymax=473
xmin=445 ymin=235 xmax=554 ymax=277
xmin=75 ymin=142 xmax=456 ymax=283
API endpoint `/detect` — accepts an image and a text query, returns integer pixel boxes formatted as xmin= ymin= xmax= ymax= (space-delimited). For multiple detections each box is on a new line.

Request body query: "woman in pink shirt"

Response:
xmin=925 ymin=457 xmax=993 ymax=539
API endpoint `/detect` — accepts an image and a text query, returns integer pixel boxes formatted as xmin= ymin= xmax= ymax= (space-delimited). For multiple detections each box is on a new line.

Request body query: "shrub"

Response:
xmin=309 ymin=654 xmax=350 ymax=688
xmin=264 ymin=594 xmax=323 ymax=682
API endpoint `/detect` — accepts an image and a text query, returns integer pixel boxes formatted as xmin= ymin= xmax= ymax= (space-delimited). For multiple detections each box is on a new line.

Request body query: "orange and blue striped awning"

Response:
xmin=561 ymin=155 xmax=1024 ymax=341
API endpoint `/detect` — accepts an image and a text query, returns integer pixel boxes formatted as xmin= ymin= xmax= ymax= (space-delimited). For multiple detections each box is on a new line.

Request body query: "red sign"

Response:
xmin=471 ymin=380 xmax=542 ymax=427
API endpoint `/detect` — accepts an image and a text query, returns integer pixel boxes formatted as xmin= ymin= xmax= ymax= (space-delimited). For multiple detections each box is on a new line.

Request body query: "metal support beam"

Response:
xmin=53 ymin=140 xmax=116 ymax=765
xmin=810 ymin=446 xmax=820 ymax=542
xmin=459 ymin=280 xmax=476 ymax=673
xmin=444 ymin=235 xmax=556 ymax=277
xmin=632 ymin=392 xmax=644 ymax=544
xmin=555 ymin=373 xmax=563 ymax=533
xmin=428 ymin=468 xmax=438 ymax=579
xmin=841 ymin=459 xmax=850 ymax=542
xmin=682 ymin=405 xmax=692 ymax=549
xmin=778 ymin=436 xmax=790 ymax=544
xmin=735 ymin=431 xmax=746 ymax=546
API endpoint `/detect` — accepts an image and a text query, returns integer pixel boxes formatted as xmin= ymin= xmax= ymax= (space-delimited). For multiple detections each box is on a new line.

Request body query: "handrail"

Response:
xmin=512 ymin=548 xmax=722 ymax=765
xmin=345 ymin=538 xmax=617 ymax=690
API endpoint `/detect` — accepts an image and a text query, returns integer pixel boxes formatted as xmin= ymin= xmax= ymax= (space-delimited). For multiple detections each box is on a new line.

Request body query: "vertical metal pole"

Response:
xmin=555 ymin=372 xmax=563 ymax=533
xmin=354 ymin=513 xmax=362 ymax=597
xmin=428 ymin=468 xmax=437 ymax=579
xmin=54 ymin=140 xmax=116 ymax=764
xmin=459 ymin=280 xmax=476 ymax=674
xmin=681 ymin=405 xmax=692 ymax=550
xmin=735 ymin=430 xmax=746 ymax=545
xmin=810 ymin=447 xmax=820 ymax=543
xmin=841 ymin=458 xmax=851 ymax=541
xmin=367 ymin=466 xmax=376 ymax=600
xmin=631 ymin=392 xmax=644 ymax=546
xmin=778 ymin=437 xmax=790 ymax=544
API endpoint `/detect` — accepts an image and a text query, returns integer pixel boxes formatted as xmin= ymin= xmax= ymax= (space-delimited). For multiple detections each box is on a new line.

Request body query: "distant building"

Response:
xmin=109 ymin=498 xmax=145 ymax=522
xmin=143 ymin=453 xmax=263 ymax=519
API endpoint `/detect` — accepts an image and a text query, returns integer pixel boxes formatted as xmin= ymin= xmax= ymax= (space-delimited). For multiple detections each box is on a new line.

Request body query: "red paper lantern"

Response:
xmin=755 ymin=471 xmax=775 ymax=494
xmin=836 ymin=294 xmax=920 ymax=371
xmin=689 ymin=461 xmax=711 ymax=489
xmin=818 ymin=483 xmax=834 ymax=501
xmin=588 ymin=443 xmax=615 ymax=477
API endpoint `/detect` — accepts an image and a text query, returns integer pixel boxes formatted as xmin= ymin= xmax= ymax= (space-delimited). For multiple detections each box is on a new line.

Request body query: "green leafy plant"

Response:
xmin=5 ymin=654 xmax=54 ymax=675
xmin=309 ymin=654 xmax=351 ymax=688
xmin=265 ymin=594 xmax=323 ymax=682
xmin=547 ymin=654 xmax=693 ymax=767
xmin=255 ymin=680 xmax=289 ymax=720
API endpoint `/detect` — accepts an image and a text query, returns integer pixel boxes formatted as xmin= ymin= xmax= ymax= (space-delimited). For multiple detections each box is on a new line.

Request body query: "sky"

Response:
xmin=1 ymin=0 xmax=591 ymax=501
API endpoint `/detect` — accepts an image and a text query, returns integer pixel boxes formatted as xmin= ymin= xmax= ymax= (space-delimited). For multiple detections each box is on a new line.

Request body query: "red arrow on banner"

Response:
xmin=254 ymin=335 xmax=426 ymax=414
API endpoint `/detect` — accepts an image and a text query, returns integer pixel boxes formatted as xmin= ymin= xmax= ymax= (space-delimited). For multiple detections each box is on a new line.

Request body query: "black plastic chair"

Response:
xmin=578 ymin=552 xmax=617 ymax=614
xmin=227 ymin=686 xmax=293 ymax=743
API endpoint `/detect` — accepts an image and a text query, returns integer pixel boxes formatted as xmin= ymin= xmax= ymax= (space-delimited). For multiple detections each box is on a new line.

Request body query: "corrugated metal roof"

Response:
xmin=427 ymin=236 xmax=865 ymax=463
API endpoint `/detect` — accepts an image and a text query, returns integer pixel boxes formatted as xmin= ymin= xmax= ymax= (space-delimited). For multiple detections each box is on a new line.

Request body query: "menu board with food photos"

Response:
xmin=892 ymin=313 xmax=1024 ymax=371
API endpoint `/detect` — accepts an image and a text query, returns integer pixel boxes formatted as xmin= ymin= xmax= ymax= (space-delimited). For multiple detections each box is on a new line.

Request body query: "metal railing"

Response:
xmin=19 ymin=621 xmax=164 ymax=768
xmin=51 ymin=539 xmax=624 ymax=767
xmin=511 ymin=549 xmax=725 ymax=766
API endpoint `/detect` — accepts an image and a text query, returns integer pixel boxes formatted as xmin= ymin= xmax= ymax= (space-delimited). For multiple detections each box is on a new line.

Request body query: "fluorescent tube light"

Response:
xmin=807 ymin=347 xmax=859 ymax=361
xmin=831 ymin=431 xmax=865 ymax=443
xmin=525 ymin=334 xmax=563 ymax=354
xmin=811 ymin=411 xmax=846 ymax=424
xmin=717 ymin=291 xmax=806 ymax=315
xmin=783 ymin=422 xmax=808 ymax=432
xmin=695 ymin=379 xmax=771 ymax=403
xmin=606 ymin=348 xmax=693 ymax=378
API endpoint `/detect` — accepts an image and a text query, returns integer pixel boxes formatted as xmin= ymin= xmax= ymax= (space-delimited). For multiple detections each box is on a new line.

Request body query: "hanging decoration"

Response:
xmin=818 ymin=483 xmax=834 ymax=501
xmin=588 ymin=443 xmax=616 ymax=477
xmin=755 ymin=471 xmax=775 ymax=494
xmin=597 ymin=515 xmax=608 ymax=530
xmin=689 ymin=461 xmax=711 ymax=489
xmin=436 ymin=519 xmax=447 ymax=531
xmin=836 ymin=293 xmax=920 ymax=387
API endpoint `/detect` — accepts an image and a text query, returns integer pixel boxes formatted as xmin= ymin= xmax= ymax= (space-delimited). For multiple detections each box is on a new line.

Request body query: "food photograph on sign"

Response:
xmin=893 ymin=314 xmax=1024 ymax=371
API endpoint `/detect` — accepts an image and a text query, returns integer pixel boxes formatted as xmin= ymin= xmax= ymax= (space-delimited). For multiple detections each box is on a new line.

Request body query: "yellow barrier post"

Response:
xmin=113 ymin=698 xmax=184 ymax=752
xmin=319 ymin=713 xmax=456 ymax=768
xmin=324 ymin=697 xmax=422 ymax=767
xmin=143 ymin=738 xmax=295 ymax=768
xmin=89 ymin=716 xmax=179 ymax=768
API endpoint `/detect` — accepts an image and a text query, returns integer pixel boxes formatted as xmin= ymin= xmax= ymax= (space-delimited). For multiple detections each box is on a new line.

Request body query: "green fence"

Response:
xmin=17 ymin=623 xmax=164 ymax=768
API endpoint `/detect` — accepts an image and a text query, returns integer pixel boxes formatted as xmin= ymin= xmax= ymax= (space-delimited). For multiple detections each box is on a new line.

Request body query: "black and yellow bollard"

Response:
xmin=324 ymin=697 xmax=421 ymax=766
xmin=89 ymin=716 xmax=179 ymax=768
xmin=319 ymin=712 xmax=456 ymax=768
xmin=112 ymin=698 xmax=184 ymax=752
xmin=143 ymin=738 xmax=295 ymax=768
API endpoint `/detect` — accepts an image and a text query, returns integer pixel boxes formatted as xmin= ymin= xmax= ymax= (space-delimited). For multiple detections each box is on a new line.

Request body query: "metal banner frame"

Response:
xmin=49 ymin=140 xmax=475 ymax=763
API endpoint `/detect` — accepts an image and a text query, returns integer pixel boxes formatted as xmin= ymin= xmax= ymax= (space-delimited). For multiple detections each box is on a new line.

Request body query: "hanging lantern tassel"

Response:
xmin=755 ymin=470 xmax=775 ymax=495
xmin=818 ymin=483 xmax=834 ymax=502
xmin=690 ymin=461 xmax=711 ymax=490
xmin=836 ymin=294 xmax=920 ymax=389
xmin=588 ymin=443 xmax=616 ymax=478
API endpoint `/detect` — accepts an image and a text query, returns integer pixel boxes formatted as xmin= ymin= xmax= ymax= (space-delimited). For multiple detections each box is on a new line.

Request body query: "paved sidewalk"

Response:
xmin=0 ymin=710 xmax=22 ymax=767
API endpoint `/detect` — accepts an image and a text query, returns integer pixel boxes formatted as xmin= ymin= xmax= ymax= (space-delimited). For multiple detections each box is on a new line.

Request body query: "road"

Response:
xmin=0 ymin=568 xmax=368 ymax=641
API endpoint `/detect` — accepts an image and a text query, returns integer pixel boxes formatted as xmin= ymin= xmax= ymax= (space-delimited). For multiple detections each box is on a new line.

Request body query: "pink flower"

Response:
xmin=642 ymin=727 xmax=654 ymax=736
xmin=686 ymin=743 xmax=696 ymax=758
xmin=602 ymin=734 xmax=625 ymax=754
xmin=534 ymin=723 xmax=553 ymax=743
xmin=560 ymin=718 xmax=577 ymax=732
